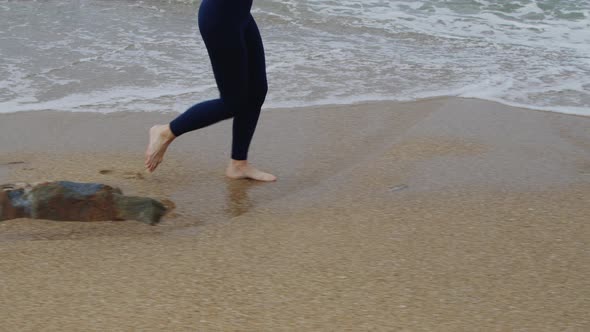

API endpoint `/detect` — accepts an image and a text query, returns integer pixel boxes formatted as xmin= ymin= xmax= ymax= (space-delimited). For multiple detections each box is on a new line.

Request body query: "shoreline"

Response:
xmin=264 ymin=96 xmax=590 ymax=119
xmin=2 ymin=96 xmax=589 ymax=118
xmin=1 ymin=97 xmax=589 ymax=330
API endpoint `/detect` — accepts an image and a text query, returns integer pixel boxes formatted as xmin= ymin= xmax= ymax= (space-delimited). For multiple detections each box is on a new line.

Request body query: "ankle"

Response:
xmin=230 ymin=159 xmax=248 ymax=168
xmin=161 ymin=124 xmax=176 ymax=142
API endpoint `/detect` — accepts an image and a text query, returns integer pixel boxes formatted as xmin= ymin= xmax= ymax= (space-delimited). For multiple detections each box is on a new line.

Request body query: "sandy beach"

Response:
xmin=0 ymin=97 xmax=588 ymax=330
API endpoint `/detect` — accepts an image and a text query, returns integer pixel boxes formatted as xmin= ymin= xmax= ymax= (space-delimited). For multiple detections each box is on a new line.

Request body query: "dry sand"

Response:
xmin=0 ymin=97 xmax=589 ymax=331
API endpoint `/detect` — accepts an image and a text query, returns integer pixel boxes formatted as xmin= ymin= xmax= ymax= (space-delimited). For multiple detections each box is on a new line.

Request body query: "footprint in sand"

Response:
xmin=389 ymin=184 xmax=409 ymax=192
xmin=99 ymin=169 xmax=145 ymax=180
xmin=123 ymin=172 xmax=145 ymax=180
xmin=1 ymin=161 xmax=27 ymax=167
xmin=0 ymin=161 xmax=33 ymax=171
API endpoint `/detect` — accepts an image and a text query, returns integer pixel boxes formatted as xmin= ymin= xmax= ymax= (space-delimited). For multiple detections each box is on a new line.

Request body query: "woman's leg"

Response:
xmin=231 ymin=15 xmax=268 ymax=161
xmin=225 ymin=15 xmax=276 ymax=181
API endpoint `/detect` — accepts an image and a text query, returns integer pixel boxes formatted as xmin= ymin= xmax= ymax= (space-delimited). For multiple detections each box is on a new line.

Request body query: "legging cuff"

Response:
xmin=168 ymin=120 xmax=183 ymax=138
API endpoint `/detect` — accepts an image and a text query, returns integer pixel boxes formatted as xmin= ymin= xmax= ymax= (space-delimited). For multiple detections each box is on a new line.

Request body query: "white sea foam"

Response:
xmin=0 ymin=85 xmax=216 ymax=114
xmin=0 ymin=0 xmax=588 ymax=116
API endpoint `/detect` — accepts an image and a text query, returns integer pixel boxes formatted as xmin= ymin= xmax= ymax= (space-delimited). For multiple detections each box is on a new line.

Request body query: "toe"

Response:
xmin=257 ymin=172 xmax=276 ymax=182
xmin=147 ymin=158 xmax=157 ymax=171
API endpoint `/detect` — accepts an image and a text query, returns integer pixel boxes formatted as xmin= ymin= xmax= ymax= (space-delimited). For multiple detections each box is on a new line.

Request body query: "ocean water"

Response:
xmin=0 ymin=0 xmax=589 ymax=115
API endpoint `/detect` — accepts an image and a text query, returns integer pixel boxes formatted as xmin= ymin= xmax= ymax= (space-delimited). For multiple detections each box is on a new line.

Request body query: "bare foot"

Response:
xmin=226 ymin=160 xmax=277 ymax=182
xmin=145 ymin=124 xmax=175 ymax=173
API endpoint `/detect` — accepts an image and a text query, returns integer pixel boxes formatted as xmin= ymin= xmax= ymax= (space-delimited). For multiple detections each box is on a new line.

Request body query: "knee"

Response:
xmin=250 ymin=81 xmax=268 ymax=109
xmin=221 ymin=91 xmax=249 ymax=113
xmin=221 ymin=82 xmax=267 ymax=112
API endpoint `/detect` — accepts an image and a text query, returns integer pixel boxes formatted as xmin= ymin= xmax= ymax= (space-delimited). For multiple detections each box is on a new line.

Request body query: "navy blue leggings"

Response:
xmin=169 ymin=0 xmax=267 ymax=161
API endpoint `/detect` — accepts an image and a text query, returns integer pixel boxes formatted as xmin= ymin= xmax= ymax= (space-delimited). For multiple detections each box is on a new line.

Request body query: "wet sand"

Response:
xmin=0 ymin=97 xmax=589 ymax=330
